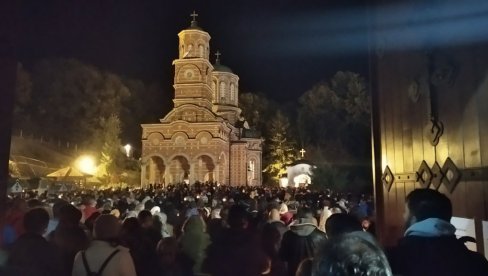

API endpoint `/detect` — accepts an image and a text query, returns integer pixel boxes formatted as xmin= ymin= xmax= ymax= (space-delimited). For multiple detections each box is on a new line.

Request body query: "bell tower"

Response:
xmin=172 ymin=11 xmax=214 ymax=110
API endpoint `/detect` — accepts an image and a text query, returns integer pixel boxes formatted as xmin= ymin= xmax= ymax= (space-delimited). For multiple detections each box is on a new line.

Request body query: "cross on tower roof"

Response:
xmin=190 ymin=10 xmax=198 ymax=21
xmin=215 ymin=51 xmax=221 ymax=63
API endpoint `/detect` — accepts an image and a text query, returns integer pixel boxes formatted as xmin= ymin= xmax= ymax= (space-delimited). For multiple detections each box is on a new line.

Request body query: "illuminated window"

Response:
xmin=249 ymin=160 xmax=256 ymax=179
xmin=199 ymin=45 xmax=204 ymax=58
xmin=212 ymin=81 xmax=217 ymax=101
xmin=230 ymin=83 xmax=235 ymax=103
xmin=220 ymin=82 xmax=226 ymax=102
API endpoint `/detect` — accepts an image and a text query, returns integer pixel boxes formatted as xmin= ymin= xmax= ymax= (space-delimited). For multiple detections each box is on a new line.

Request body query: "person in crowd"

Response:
xmin=206 ymin=206 xmax=225 ymax=242
xmin=312 ymin=231 xmax=392 ymax=276
xmin=179 ymin=215 xmax=210 ymax=274
xmin=82 ymin=197 xmax=98 ymax=223
xmin=7 ymin=208 xmax=62 ymax=276
xmin=280 ymin=207 xmax=327 ymax=276
xmin=262 ymin=222 xmax=287 ymax=276
xmin=138 ymin=209 xmax=162 ymax=249
xmin=50 ymin=203 xmax=90 ymax=275
xmin=154 ymin=211 xmax=174 ymax=238
xmin=84 ymin=211 xmax=101 ymax=234
xmin=317 ymin=199 xmax=332 ymax=233
xmin=5 ymin=198 xmax=28 ymax=241
xmin=388 ymin=189 xmax=488 ymax=276
xmin=119 ymin=217 xmax=159 ymax=276
xmin=267 ymin=208 xmax=288 ymax=240
xmin=324 ymin=213 xmax=362 ymax=239
xmin=45 ymin=200 xmax=68 ymax=237
xmin=203 ymin=204 xmax=269 ymax=276
xmin=157 ymin=237 xmax=194 ymax=276
xmin=72 ymin=214 xmax=137 ymax=276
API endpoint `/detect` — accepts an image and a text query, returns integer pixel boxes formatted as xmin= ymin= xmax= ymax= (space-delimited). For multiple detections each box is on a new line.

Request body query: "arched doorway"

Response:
xmin=194 ymin=155 xmax=215 ymax=182
xmin=147 ymin=156 xmax=165 ymax=185
xmin=168 ymin=156 xmax=190 ymax=184
xmin=293 ymin=174 xmax=312 ymax=188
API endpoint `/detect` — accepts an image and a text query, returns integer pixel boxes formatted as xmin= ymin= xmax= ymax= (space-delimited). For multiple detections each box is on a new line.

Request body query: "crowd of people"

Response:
xmin=0 ymin=182 xmax=487 ymax=276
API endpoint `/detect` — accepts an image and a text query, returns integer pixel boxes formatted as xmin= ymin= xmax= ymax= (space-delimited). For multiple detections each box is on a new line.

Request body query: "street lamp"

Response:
xmin=124 ymin=144 xmax=131 ymax=158
xmin=76 ymin=155 xmax=96 ymax=175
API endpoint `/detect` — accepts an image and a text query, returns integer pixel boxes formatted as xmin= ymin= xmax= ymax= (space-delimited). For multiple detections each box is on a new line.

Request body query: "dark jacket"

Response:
xmin=389 ymin=235 xmax=488 ymax=276
xmin=203 ymin=228 xmax=268 ymax=276
xmin=6 ymin=233 xmax=63 ymax=276
xmin=279 ymin=222 xmax=326 ymax=276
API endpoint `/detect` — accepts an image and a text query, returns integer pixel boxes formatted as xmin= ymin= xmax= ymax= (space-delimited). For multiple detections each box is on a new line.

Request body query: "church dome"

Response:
xmin=187 ymin=20 xmax=203 ymax=31
xmin=213 ymin=52 xmax=233 ymax=73
xmin=213 ymin=63 xmax=233 ymax=73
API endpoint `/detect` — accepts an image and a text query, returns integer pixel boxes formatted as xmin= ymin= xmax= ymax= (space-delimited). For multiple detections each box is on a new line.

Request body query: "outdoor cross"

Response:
xmin=190 ymin=11 xmax=198 ymax=21
xmin=215 ymin=51 xmax=221 ymax=61
xmin=300 ymin=148 xmax=306 ymax=158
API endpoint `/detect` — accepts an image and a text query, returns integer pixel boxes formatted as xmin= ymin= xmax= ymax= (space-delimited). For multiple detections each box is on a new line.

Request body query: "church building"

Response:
xmin=140 ymin=13 xmax=262 ymax=186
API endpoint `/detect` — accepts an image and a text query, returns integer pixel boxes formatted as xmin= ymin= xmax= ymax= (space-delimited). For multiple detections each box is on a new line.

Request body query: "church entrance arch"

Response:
xmin=168 ymin=156 xmax=190 ymax=184
xmin=194 ymin=155 xmax=215 ymax=183
xmin=293 ymin=174 xmax=311 ymax=188
xmin=147 ymin=156 xmax=165 ymax=185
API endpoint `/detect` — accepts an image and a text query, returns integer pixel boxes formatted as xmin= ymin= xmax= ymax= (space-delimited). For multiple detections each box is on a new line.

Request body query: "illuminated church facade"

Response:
xmin=141 ymin=13 xmax=262 ymax=186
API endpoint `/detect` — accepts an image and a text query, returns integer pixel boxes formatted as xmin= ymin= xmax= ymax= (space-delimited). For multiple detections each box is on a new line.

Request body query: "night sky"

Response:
xmin=18 ymin=0 xmax=369 ymax=117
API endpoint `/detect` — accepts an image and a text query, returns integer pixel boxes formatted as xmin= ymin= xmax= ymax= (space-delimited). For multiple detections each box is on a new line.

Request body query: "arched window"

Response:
xmin=199 ymin=45 xmax=204 ymax=58
xmin=249 ymin=159 xmax=256 ymax=180
xmin=230 ymin=83 xmax=235 ymax=103
xmin=212 ymin=81 xmax=217 ymax=101
xmin=220 ymin=82 xmax=226 ymax=102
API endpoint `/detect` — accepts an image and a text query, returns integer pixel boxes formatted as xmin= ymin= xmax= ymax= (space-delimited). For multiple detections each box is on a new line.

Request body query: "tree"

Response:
xmin=238 ymin=92 xmax=276 ymax=136
xmin=297 ymin=71 xmax=371 ymax=192
xmin=29 ymin=58 xmax=130 ymax=151
xmin=264 ymin=110 xmax=298 ymax=183
xmin=310 ymin=164 xmax=349 ymax=192
xmin=120 ymin=78 xmax=163 ymax=147
xmin=97 ymin=114 xmax=125 ymax=183
xmin=297 ymin=71 xmax=370 ymax=163
xmin=13 ymin=63 xmax=33 ymax=130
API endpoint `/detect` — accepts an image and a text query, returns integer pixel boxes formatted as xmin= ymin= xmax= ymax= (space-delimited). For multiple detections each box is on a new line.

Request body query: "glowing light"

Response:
xmin=279 ymin=177 xmax=289 ymax=188
xmin=124 ymin=144 xmax=132 ymax=158
xmin=76 ymin=155 xmax=97 ymax=175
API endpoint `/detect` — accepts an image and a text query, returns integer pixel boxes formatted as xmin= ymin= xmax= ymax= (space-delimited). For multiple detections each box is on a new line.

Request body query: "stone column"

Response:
xmin=140 ymin=160 xmax=147 ymax=188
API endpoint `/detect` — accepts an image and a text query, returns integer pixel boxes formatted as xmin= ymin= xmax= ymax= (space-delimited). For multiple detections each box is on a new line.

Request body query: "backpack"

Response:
xmin=81 ymin=249 xmax=119 ymax=276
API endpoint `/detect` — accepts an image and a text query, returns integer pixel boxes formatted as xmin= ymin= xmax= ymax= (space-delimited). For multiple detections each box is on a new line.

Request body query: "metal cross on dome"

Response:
xmin=215 ymin=51 xmax=221 ymax=63
xmin=190 ymin=11 xmax=198 ymax=21
xmin=300 ymin=148 xmax=306 ymax=158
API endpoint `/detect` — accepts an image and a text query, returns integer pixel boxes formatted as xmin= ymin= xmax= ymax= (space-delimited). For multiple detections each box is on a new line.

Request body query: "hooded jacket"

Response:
xmin=279 ymin=219 xmax=326 ymax=276
xmin=388 ymin=218 xmax=488 ymax=276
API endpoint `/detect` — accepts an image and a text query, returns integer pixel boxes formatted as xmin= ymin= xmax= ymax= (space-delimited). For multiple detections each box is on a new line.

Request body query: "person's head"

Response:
xmin=138 ymin=210 xmax=153 ymax=228
xmin=404 ymin=189 xmax=452 ymax=228
xmin=227 ymin=204 xmax=249 ymax=230
xmin=27 ymin=199 xmax=43 ymax=209
xmin=120 ymin=217 xmax=141 ymax=238
xmin=325 ymin=213 xmax=362 ymax=239
xmin=312 ymin=232 xmax=392 ymax=276
xmin=59 ymin=204 xmax=82 ymax=226
xmin=24 ymin=208 xmax=50 ymax=235
xmin=52 ymin=200 xmax=69 ymax=219
xmin=294 ymin=207 xmax=316 ymax=226
xmin=93 ymin=214 xmax=121 ymax=241
xmin=85 ymin=211 xmax=101 ymax=232
xmin=268 ymin=208 xmax=280 ymax=221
